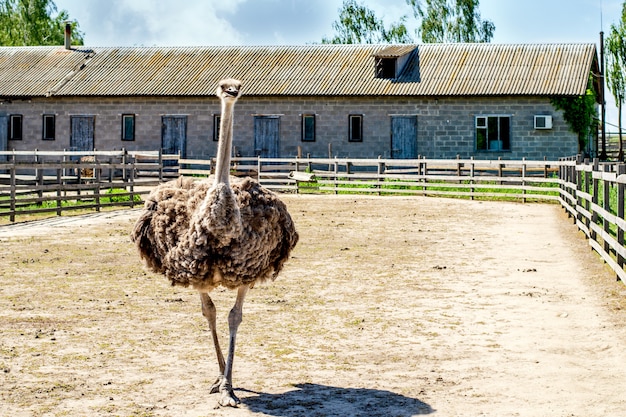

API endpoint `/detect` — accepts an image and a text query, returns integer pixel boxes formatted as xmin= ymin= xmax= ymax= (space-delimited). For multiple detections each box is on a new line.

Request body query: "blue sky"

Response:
xmin=54 ymin=0 xmax=624 ymax=127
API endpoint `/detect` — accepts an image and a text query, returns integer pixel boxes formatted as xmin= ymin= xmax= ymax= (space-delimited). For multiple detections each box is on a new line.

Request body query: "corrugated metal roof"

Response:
xmin=0 ymin=43 xmax=597 ymax=98
xmin=0 ymin=46 xmax=93 ymax=97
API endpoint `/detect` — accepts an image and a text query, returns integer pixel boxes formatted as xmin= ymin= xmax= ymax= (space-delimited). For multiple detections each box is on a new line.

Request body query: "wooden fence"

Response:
xmin=179 ymin=154 xmax=626 ymax=283
xmin=181 ymin=155 xmax=561 ymax=199
xmin=558 ymin=156 xmax=626 ymax=282
xmin=2 ymin=150 xmax=626 ymax=283
xmin=0 ymin=149 xmax=166 ymax=222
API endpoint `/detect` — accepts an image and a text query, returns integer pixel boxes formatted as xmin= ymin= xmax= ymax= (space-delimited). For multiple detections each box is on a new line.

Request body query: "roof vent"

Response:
xmin=373 ymin=45 xmax=416 ymax=79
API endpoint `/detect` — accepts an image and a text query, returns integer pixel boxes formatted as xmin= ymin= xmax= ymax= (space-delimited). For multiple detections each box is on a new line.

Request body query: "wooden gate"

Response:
xmin=254 ymin=116 xmax=280 ymax=158
xmin=161 ymin=116 xmax=187 ymax=158
xmin=391 ymin=115 xmax=418 ymax=159
xmin=70 ymin=116 xmax=95 ymax=152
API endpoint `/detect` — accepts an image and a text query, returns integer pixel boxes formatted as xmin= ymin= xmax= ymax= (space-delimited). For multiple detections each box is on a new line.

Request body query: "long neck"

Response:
xmin=214 ymin=99 xmax=235 ymax=186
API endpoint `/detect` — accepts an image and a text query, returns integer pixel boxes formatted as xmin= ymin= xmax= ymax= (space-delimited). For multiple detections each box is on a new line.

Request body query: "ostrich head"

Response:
xmin=216 ymin=78 xmax=242 ymax=102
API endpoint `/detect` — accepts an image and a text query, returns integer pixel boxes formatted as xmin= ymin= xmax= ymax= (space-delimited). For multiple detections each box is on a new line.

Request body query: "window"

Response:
xmin=375 ymin=58 xmax=396 ymax=79
xmin=42 ymin=114 xmax=55 ymax=140
xmin=213 ymin=114 xmax=221 ymax=141
xmin=302 ymin=114 xmax=315 ymax=142
xmin=121 ymin=114 xmax=135 ymax=141
xmin=9 ymin=114 xmax=22 ymax=140
xmin=349 ymin=114 xmax=363 ymax=142
xmin=475 ymin=115 xmax=511 ymax=151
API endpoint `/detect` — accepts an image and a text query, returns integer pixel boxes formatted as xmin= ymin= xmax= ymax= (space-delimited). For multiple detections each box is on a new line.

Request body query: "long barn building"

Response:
xmin=0 ymin=42 xmax=599 ymax=160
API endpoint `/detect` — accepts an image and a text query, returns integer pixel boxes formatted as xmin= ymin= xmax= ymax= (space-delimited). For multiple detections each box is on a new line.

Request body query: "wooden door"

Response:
xmin=161 ymin=116 xmax=187 ymax=158
xmin=254 ymin=116 xmax=280 ymax=158
xmin=391 ymin=116 xmax=418 ymax=159
xmin=70 ymin=116 xmax=95 ymax=151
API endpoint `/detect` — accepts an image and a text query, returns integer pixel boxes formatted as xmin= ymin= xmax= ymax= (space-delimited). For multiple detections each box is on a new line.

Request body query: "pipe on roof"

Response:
xmin=64 ymin=22 xmax=71 ymax=50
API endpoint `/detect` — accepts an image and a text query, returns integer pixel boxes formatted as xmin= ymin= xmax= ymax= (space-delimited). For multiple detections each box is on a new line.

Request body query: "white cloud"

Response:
xmin=56 ymin=0 xmax=247 ymax=46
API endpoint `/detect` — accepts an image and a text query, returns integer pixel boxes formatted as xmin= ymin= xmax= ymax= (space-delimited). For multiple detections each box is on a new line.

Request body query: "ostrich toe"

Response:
xmin=209 ymin=375 xmax=223 ymax=394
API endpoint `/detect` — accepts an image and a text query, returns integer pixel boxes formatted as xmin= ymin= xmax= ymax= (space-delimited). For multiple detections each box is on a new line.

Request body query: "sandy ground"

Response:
xmin=0 ymin=194 xmax=625 ymax=417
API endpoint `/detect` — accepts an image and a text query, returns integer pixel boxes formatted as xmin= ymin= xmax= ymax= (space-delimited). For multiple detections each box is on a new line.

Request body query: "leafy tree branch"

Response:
xmin=0 ymin=0 xmax=84 ymax=46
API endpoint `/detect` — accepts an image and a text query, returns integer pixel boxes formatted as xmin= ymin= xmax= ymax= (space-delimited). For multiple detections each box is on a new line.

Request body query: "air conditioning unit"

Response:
xmin=534 ymin=115 xmax=553 ymax=130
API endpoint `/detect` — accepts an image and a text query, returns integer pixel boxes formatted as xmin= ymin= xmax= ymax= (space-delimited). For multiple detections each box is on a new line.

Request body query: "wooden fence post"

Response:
xmin=333 ymin=158 xmax=339 ymax=195
xmin=522 ymin=157 xmax=527 ymax=203
xmin=129 ymin=155 xmax=135 ymax=208
xmin=76 ymin=156 xmax=83 ymax=198
xmin=571 ymin=157 xmax=578 ymax=221
xmin=107 ymin=155 xmax=113 ymax=183
xmin=603 ymin=163 xmax=611 ymax=254
xmin=422 ymin=156 xmax=428 ymax=194
xmin=576 ymin=155 xmax=584 ymax=227
xmin=36 ymin=157 xmax=44 ymax=206
xmin=95 ymin=157 xmax=101 ymax=212
xmin=158 ymin=149 xmax=163 ymax=182
xmin=617 ymin=164 xmax=626 ymax=272
xmin=328 ymin=143 xmax=333 ymax=173
xmin=9 ymin=155 xmax=16 ymax=222
xmin=56 ymin=167 xmax=62 ymax=216
xmin=589 ymin=158 xmax=598 ymax=241
xmin=121 ymin=148 xmax=127 ymax=185
xmin=377 ymin=156 xmax=384 ymax=196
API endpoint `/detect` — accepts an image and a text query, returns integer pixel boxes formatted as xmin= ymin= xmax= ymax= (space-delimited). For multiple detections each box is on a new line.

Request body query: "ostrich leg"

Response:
xmin=219 ymin=284 xmax=249 ymax=407
xmin=200 ymin=293 xmax=226 ymax=393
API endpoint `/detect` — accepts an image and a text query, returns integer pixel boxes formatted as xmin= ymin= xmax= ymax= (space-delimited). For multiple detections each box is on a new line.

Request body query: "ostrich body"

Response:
xmin=131 ymin=79 xmax=298 ymax=407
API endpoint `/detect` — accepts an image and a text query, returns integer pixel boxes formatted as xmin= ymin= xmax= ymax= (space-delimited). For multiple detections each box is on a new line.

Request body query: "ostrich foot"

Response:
xmin=210 ymin=376 xmax=240 ymax=407
xmin=218 ymin=381 xmax=240 ymax=407
xmin=219 ymin=388 xmax=240 ymax=407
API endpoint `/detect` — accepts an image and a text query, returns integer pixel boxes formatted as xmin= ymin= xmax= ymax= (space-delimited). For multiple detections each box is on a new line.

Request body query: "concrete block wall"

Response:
xmin=1 ymin=94 xmax=579 ymax=160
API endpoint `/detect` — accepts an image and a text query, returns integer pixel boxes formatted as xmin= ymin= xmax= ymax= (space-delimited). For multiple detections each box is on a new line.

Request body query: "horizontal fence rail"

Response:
xmin=2 ymin=151 xmax=625 ymax=284
xmin=254 ymin=157 xmax=562 ymax=200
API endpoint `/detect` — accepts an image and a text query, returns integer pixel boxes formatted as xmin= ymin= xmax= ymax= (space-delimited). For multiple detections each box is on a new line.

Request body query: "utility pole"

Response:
xmin=600 ymin=30 xmax=607 ymax=159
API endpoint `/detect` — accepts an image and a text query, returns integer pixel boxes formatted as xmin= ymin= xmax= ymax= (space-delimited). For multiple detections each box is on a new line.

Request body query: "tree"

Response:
xmin=550 ymin=76 xmax=598 ymax=154
xmin=322 ymin=0 xmax=493 ymax=45
xmin=406 ymin=0 xmax=495 ymax=43
xmin=606 ymin=2 xmax=626 ymax=160
xmin=322 ymin=0 xmax=413 ymax=44
xmin=0 ymin=0 xmax=84 ymax=46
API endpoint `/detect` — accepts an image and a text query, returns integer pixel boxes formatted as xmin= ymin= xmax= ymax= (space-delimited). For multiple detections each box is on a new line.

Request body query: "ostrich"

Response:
xmin=131 ymin=78 xmax=298 ymax=407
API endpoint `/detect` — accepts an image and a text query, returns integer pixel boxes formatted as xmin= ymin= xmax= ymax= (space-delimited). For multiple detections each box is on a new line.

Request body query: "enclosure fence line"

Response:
xmin=1 ymin=150 xmax=624 ymax=282
xmin=0 ymin=149 xmax=166 ymax=222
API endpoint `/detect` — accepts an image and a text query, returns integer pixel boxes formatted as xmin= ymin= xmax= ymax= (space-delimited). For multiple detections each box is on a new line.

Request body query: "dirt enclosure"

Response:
xmin=1 ymin=195 xmax=625 ymax=417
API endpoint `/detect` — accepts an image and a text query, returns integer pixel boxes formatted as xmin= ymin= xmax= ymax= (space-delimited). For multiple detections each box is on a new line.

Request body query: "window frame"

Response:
xmin=213 ymin=114 xmax=221 ymax=141
xmin=121 ymin=114 xmax=135 ymax=141
xmin=475 ymin=114 xmax=511 ymax=152
xmin=42 ymin=114 xmax=55 ymax=141
xmin=9 ymin=114 xmax=22 ymax=140
xmin=301 ymin=114 xmax=316 ymax=142
xmin=348 ymin=114 xmax=363 ymax=142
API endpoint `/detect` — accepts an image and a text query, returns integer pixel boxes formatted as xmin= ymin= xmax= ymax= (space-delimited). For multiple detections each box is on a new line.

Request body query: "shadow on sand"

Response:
xmin=241 ymin=383 xmax=434 ymax=416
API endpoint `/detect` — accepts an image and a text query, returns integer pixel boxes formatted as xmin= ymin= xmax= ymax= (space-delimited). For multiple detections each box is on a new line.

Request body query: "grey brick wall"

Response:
xmin=2 ymin=94 xmax=579 ymax=160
